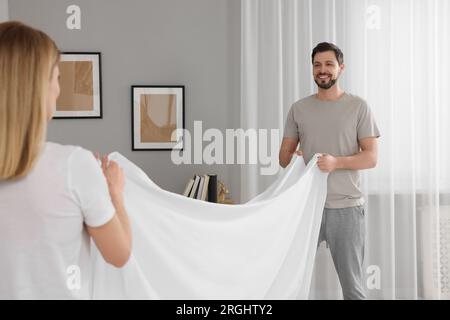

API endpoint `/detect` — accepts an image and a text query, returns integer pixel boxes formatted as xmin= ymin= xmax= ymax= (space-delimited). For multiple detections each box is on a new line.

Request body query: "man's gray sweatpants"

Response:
xmin=317 ymin=205 xmax=366 ymax=300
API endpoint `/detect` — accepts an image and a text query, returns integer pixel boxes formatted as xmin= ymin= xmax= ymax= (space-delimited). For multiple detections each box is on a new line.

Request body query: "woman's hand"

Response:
xmin=94 ymin=152 xmax=125 ymax=205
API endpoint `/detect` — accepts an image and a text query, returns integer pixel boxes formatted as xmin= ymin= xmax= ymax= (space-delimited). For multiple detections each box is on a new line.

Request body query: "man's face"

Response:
xmin=312 ymin=51 xmax=344 ymax=90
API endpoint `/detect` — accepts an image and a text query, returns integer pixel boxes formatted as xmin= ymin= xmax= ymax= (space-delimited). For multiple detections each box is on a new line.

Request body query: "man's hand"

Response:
xmin=317 ymin=153 xmax=338 ymax=173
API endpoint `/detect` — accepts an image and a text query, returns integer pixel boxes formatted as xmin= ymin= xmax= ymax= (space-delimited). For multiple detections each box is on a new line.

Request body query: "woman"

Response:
xmin=0 ymin=21 xmax=132 ymax=299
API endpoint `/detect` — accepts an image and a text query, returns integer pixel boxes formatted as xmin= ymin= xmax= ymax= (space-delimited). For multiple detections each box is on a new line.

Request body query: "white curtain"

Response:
xmin=241 ymin=0 xmax=450 ymax=299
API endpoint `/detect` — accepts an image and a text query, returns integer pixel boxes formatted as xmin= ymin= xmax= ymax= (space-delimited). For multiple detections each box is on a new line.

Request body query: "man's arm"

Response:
xmin=279 ymin=137 xmax=302 ymax=168
xmin=317 ymin=137 xmax=378 ymax=173
xmin=337 ymin=137 xmax=378 ymax=169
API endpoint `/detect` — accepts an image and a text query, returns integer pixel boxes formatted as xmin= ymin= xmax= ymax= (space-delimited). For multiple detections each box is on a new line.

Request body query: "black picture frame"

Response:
xmin=131 ymin=85 xmax=185 ymax=151
xmin=53 ymin=52 xmax=102 ymax=119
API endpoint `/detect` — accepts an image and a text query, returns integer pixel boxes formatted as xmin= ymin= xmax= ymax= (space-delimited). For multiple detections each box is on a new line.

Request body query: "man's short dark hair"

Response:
xmin=311 ymin=42 xmax=344 ymax=65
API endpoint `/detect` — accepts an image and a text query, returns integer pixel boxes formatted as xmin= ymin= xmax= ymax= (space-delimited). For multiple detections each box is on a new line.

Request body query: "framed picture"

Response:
xmin=132 ymin=85 xmax=185 ymax=151
xmin=54 ymin=52 xmax=102 ymax=119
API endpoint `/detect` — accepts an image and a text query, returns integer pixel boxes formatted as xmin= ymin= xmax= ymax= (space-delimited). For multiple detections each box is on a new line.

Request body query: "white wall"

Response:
xmin=10 ymin=0 xmax=241 ymax=202
xmin=0 ymin=0 xmax=8 ymax=22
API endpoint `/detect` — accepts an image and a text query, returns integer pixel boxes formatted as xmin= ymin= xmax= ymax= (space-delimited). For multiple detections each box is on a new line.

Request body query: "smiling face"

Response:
xmin=312 ymin=50 xmax=344 ymax=90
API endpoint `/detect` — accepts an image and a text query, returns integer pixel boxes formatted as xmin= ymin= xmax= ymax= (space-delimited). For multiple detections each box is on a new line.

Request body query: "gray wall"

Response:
xmin=9 ymin=0 xmax=241 ymax=202
xmin=0 ymin=0 xmax=8 ymax=21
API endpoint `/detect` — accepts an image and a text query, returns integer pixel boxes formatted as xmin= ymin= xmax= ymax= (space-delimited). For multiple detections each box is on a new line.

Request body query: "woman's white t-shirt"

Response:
xmin=0 ymin=142 xmax=115 ymax=299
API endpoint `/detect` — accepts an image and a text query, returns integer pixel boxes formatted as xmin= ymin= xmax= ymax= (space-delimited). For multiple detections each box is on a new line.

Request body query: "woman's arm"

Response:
xmin=87 ymin=156 xmax=131 ymax=268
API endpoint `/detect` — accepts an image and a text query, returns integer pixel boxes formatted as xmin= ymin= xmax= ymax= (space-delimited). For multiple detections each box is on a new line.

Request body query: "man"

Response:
xmin=279 ymin=42 xmax=380 ymax=300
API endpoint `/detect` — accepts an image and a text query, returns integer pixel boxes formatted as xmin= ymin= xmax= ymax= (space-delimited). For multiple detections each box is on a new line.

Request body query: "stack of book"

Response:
xmin=182 ymin=174 xmax=217 ymax=202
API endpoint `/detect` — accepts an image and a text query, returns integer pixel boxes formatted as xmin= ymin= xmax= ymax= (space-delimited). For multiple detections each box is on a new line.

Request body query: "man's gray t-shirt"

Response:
xmin=283 ymin=93 xmax=380 ymax=209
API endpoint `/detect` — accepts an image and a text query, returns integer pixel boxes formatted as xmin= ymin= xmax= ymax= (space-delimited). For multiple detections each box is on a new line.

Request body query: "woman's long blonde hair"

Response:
xmin=0 ymin=21 xmax=60 ymax=180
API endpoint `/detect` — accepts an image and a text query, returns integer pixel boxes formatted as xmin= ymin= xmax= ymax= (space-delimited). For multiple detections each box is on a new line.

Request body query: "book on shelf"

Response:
xmin=201 ymin=175 xmax=210 ymax=201
xmin=196 ymin=176 xmax=204 ymax=200
xmin=189 ymin=175 xmax=200 ymax=198
xmin=207 ymin=174 xmax=217 ymax=203
xmin=182 ymin=178 xmax=195 ymax=197
xmin=182 ymin=173 xmax=217 ymax=203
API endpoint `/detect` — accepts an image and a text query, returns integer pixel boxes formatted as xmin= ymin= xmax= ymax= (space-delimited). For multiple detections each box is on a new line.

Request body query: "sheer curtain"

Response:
xmin=241 ymin=0 xmax=450 ymax=299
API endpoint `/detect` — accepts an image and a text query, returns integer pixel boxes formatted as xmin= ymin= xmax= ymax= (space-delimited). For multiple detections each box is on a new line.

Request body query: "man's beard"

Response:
xmin=314 ymin=74 xmax=338 ymax=89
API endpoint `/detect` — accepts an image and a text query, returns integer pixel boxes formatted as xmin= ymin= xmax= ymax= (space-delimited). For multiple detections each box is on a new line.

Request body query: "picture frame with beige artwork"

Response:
xmin=54 ymin=52 xmax=102 ymax=119
xmin=132 ymin=85 xmax=185 ymax=151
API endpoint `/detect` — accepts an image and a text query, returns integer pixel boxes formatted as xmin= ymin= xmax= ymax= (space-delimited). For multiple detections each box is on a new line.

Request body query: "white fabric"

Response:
xmin=91 ymin=152 xmax=328 ymax=299
xmin=242 ymin=0 xmax=450 ymax=299
xmin=0 ymin=142 xmax=115 ymax=299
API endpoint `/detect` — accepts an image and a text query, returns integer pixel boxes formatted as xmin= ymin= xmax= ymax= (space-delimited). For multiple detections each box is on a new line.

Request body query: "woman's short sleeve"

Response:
xmin=67 ymin=148 xmax=115 ymax=227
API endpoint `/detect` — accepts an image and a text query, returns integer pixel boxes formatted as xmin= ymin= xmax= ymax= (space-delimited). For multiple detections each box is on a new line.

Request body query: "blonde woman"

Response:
xmin=0 ymin=21 xmax=132 ymax=299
